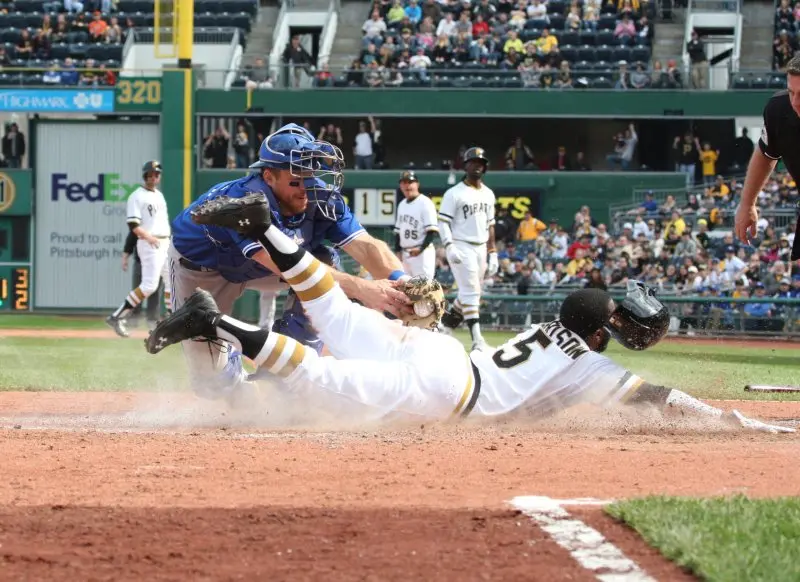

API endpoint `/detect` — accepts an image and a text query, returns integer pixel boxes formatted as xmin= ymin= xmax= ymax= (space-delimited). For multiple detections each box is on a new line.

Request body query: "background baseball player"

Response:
xmin=168 ymin=123 xmax=413 ymax=401
xmin=146 ymin=193 xmax=792 ymax=434
xmin=122 ymin=230 xmax=164 ymax=327
xmin=393 ymin=170 xmax=439 ymax=279
xmin=438 ymin=147 xmax=499 ymax=352
xmin=107 ymin=160 xmax=171 ymax=337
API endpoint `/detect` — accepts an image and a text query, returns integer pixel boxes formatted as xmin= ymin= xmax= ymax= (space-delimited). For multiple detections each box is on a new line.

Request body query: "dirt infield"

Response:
xmin=0 ymin=390 xmax=799 ymax=580
xmin=1 ymin=327 xmax=798 ymax=579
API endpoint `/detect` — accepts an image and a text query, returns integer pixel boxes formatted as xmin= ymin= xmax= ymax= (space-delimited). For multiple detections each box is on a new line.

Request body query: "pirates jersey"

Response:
xmin=126 ymin=186 xmax=170 ymax=237
xmin=470 ymin=319 xmax=644 ymax=418
xmin=394 ymin=193 xmax=439 ymax=249
xmin=438 ymin=180 xmax=496 ymax=244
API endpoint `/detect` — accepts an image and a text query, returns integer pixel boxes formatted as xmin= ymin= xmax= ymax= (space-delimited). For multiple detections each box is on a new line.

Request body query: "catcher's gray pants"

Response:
xmin=259 ymin=290 xmax=278 ymax=329
xmin=167 ymin=243 xmax=287 ymax=396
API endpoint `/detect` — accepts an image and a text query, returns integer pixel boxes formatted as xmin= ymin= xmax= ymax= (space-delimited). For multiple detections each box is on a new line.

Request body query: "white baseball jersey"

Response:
xmin=394 ymin=194 xmax=439 ymax=249
xmin=438 ymin=181 xmax=496 ymax=244
xmin=126 ymin=186 xmax=171 ymax=237
xmin=470 ymin=319 xmax=644 ymax=418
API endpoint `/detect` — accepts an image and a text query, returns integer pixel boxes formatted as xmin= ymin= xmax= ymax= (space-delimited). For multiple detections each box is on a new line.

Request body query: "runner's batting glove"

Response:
xmin=445 ymin=243 xmax=463 ymax=265
xmin=729 ymin=410 xmax=796 ymax=434
xmin=486 ymin=252 xmax=499 ymax=277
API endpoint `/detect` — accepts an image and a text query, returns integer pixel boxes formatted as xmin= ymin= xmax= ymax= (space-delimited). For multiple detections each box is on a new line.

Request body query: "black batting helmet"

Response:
xmin=399 ymin=170 xmax=419 ymax=183
xmin=463 ymin=146 xmax=489 ymax=168
xmin=559 ymin=281 xmax=669 ymax=351
xmin=142 ymin=160 xmax=162 ymax=178
xmin=606 ymin=281 xmax=670 ymax=351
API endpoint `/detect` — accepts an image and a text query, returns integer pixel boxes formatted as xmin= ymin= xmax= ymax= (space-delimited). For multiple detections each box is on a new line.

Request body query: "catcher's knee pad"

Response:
xmin=441 ymin=306 xmax=465 ymax=329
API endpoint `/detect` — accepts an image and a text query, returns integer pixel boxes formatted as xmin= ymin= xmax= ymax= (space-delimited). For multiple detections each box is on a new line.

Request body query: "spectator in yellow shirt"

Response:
xmin=706 ymin=175 xmax=730 ymax=200
xmin=535 ymin=28 xmax=558 ymax=54
xmin=517 ymin=212 xmax=547 ymax=241
xmin=663 ymin=210 xmax=686 ymax=239
xmin=698 ymin=142 xmax=719 ymax=187
xmin=566 ymin=248 xmax=590 ymax=276
xmin=504 ymin=30 xmax=524 ymax=55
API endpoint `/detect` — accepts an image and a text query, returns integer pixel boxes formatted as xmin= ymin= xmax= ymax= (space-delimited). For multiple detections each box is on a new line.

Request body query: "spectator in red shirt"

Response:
xmin=566 ymin=233 xmax=592 ymax=259
xmin=472 ymin=13 xmax=489 ymax=37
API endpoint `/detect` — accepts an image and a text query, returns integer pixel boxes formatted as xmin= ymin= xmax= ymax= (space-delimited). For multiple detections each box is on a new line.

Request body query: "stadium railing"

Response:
xmin=461 ymin=293 xmax=800 ymax=338
xmin=231 ymin=289 xmax=800 ymax=339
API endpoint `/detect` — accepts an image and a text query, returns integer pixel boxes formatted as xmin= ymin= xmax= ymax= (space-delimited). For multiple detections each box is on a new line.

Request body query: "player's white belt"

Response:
xmin=454 ymin=239 xmax=487 ymax=247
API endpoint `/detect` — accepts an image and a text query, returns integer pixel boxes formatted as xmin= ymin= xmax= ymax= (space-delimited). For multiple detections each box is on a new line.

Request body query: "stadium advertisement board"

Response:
xmin=0 ymin=89 xmax=114 ymax=113
xmin=34 ymin=122 xmax=160 ymax=309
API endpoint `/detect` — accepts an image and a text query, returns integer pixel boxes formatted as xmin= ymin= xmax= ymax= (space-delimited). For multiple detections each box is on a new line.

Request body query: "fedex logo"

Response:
xmin=51 ymin=173 xmax=138 ymax=202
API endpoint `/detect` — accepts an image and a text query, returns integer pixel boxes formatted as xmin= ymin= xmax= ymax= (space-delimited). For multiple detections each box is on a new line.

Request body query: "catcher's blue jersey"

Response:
xmin=171 ymin=174 xmax=365 ymax=283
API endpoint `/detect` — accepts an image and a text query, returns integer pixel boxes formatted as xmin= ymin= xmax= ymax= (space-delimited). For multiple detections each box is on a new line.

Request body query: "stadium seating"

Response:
xmin=323 ymin=0 xmax=659 ymax=90
xmin=0 ymin=0 xmax=256 ymax=86
xmin=728 ymin=0 xmax=793 ymax=89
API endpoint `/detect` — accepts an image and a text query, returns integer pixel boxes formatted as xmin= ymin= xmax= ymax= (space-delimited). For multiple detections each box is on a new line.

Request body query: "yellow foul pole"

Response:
xmin=177 ymin=0 xmax=195 ymax=207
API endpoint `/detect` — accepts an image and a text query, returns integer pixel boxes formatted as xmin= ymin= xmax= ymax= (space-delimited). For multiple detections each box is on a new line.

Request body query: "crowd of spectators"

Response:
xmin=0 ymin=5 xmax=131 ymax=86
xmin=432 ymin=170 xmax=800 ymax=332
xmin=1 ymin=0 xmax=255 ymax=86
xmin=774 ymin=0 xmax=800 ymax=71
xmin=335 ymin=0 xmax=660 ymax=89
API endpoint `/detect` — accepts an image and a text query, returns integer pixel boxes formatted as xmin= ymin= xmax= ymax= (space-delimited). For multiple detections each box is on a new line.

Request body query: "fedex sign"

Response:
xmin=51 ymin=173 xmax=139 ymax=203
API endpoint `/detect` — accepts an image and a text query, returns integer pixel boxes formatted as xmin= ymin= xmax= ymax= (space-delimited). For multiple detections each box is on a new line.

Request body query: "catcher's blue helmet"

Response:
xmin=250 ymin=123 xmax=345 ymax=221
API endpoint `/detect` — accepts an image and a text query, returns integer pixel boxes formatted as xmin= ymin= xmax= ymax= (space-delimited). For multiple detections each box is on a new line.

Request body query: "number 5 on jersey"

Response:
xmin=492 ymin=329 xmax=551 ymax=369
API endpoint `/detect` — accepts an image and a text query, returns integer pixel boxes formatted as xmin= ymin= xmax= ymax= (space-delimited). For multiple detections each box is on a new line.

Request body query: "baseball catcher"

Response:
xmin=144 ymin=193 xmax=794 ymax=434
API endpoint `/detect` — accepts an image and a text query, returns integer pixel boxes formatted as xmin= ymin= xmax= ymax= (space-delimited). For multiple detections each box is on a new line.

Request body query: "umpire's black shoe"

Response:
xmin=190 ymin=192 xmax=271 ymax=236
xmin=145 ymin=289 xmax=221 ymax=354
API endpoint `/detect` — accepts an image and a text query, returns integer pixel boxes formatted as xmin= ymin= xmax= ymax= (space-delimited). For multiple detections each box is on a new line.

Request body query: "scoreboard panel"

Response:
xmin=0 ymin=216 xmax=31 ymax=263
xmin=0 ymin=266 xmax=30 ymax=311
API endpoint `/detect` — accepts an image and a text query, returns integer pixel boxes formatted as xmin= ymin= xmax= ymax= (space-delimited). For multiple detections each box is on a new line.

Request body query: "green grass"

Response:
xmin=0 ymin=337 xmax=187 ymax=391
xmin=0 ymin=314 xmax=110 ymax=330
xmin=0 ymin=326 xmax=797 ymax=397
xmin=606 ymin=496 xmax=800 ymax=582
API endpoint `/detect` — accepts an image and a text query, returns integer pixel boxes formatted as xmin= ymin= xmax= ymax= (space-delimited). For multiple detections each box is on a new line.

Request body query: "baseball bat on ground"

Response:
xmin=744 ymin=385 xmax=800 ymax=393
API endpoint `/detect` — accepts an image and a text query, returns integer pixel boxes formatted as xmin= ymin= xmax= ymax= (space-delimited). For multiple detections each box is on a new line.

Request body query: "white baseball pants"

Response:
xmin=401 ymin=245 xmax=436 ymax=279
xmin=450 ymin=241 xmax=487 ymax=319
xmin=279 ymin=282 xmax=475 ymax=422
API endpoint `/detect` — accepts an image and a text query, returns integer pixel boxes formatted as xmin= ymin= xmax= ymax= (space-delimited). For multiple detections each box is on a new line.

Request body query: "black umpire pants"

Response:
xmin=131 ymin=255 xmax=163 ymax=321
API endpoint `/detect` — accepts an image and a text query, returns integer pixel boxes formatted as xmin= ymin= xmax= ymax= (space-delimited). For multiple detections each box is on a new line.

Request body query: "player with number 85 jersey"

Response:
xmin=393 ymin=171 xmax=439 ymax=279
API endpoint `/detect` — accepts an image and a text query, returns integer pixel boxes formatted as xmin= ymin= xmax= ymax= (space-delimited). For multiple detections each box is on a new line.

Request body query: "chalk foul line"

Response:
xmin=510 ymin=495 xmax=655 ymax=582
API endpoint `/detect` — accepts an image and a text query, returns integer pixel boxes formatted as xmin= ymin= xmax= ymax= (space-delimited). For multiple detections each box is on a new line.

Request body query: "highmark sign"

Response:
xmin=0 ymin=89 xmax=115 ymax=113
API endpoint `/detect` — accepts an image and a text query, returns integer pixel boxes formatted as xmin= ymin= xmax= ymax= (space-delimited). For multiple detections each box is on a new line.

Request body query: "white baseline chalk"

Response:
xmin=510 ymin=495 xmax=655 ymax=582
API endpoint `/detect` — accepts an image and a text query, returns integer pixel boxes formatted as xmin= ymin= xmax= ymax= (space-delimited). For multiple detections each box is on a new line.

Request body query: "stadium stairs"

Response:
xmin=241 ymin=2 xmax=281 ymax=66
xmin=739 ymin=0 xmax=775 ymax=70
xmin=326 ymin=0 xmax=370 ymax=71
xmin=651 ymin=18 xmax=686 ymax=65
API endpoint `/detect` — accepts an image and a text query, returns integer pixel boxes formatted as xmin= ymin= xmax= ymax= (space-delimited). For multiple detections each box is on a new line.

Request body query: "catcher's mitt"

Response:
xmin=399 ymin=276 xmax=446 ymax=330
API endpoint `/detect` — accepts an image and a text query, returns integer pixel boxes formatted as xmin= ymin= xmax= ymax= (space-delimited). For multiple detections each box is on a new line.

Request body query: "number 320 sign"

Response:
xmin=115 ymin=78 xmax=162 ymax=113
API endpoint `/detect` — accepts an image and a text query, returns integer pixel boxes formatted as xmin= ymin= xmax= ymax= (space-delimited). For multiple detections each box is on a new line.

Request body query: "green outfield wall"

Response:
xmin=195 ymin=88 xmax=774 ymax=118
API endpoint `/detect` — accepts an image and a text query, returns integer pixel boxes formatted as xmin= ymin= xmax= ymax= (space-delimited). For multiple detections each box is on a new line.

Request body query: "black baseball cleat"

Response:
xmin=145 ymin=289 xmax=221 ymax=354
xmin=190 ymin=192 xmax=272 ymax=235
